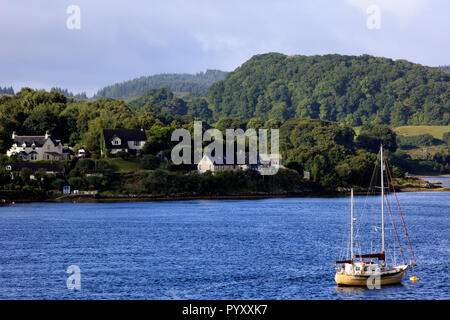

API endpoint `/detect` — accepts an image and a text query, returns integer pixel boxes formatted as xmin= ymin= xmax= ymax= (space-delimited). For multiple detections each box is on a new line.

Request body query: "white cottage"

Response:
xmin=197 ymin=152 xmax=282 ymax=175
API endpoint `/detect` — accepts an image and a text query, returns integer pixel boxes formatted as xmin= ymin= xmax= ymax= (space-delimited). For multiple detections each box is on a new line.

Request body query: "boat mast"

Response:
xmin=380 ymin=145 xmax=385 ymax=255
xmin=350 ymin=188 xmax=354 ymax=260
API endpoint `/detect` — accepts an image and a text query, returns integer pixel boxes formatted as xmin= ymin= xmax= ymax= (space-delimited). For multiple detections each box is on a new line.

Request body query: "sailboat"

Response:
xmin=334 ymin=145 xmax=418 ymax=287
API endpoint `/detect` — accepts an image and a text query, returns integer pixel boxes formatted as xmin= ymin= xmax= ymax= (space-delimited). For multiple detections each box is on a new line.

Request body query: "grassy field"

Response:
xmin=353 ymin=125 xmax=449 ymax=139
xmin=393 ymin=125 xmax=450 ymax=139
xmin=103 ymin=158 xmax=141 ymax=172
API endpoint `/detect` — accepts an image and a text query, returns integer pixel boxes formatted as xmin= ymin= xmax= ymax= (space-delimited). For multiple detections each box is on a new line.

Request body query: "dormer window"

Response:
xmin=112 ymin=137 xmax=121 ymax=145
xmin=22 ymin=142 xmax=26 ymax=148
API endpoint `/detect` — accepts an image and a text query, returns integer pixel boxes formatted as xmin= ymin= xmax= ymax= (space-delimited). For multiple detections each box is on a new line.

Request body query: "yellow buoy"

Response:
xmin=410 ymin=276 xmax=419 ymax=282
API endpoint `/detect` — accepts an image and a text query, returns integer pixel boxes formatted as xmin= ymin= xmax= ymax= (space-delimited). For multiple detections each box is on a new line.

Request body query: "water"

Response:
xmin=0 ymin=192 xmax=448 ymax=300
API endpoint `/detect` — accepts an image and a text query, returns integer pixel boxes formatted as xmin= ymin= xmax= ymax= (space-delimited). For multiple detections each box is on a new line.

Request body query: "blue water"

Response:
xmin=0 ymin=192 xmax=448 ymax=300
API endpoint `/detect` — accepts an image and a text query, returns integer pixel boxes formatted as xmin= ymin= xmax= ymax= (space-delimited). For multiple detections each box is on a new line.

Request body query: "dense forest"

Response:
xmin=128 ymin=88 xmax=213 ymax=122
xmin=50 ymin=87 xmax=88 ymax=100
xmin=94 ymin=69 xmax=228 ymax=99
xmin=0 ymin=86 xmax=14 ymax=95
xmin=209 ymin=53 xmax=449 ymax=126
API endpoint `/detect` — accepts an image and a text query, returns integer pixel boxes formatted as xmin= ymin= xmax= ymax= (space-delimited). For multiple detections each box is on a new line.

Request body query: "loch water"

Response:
xmin=0 ymin=192 xmax=448 ymax=299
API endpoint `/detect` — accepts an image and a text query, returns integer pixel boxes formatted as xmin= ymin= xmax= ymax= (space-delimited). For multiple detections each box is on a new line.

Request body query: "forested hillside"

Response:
xmin=50 ymin=87 xmax=88 ymax=100
xmin=0 ymin=86 xmax=14 ymax=95
xmin=94 ymin=69 xmax=228 ymax=99
xmin=209 ymin=53 xmax=449 ymax=126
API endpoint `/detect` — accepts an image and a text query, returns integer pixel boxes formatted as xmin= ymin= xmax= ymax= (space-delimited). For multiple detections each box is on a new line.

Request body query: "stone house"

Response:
xmin=6 ymin=131 xmax=68 ymax=161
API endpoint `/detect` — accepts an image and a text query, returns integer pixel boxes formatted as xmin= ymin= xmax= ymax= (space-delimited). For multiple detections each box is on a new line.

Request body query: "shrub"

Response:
xmin=51 ymin=178 xmax=67 ymax=191
xmin=140 ymin=154 xmax=161 ymax=170
xmin=116 ymin=151 xmax=129 ymax=159
xmin=68 ymin=177 xmax=85 ymax=190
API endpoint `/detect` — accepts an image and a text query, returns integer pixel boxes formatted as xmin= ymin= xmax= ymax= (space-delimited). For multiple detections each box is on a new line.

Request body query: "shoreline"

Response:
xmin=409 ymin=174 xmax=450 ymax=178
xmin=2 ymin=187 xmax=448 ymax=204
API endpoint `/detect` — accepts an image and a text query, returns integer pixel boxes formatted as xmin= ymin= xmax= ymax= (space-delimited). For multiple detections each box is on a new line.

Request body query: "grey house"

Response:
xmin=6 ymin=131 xmax=67 ymax=161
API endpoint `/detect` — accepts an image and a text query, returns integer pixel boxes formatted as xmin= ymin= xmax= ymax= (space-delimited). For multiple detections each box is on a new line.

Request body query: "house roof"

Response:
xmin=102 ymin=129 xmax=147 ymax=149
xmin=5 ymin=162 xmax=65 ymax=173
xmin=13 ymin=135 xmax=61 ymax=147
xmin=203 ymin=151 xmax=262 ymax=165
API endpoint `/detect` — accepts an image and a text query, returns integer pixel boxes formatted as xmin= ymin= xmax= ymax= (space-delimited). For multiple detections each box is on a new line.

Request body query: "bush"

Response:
xmin=51 ymin=178 xmax=67 ymax=191
xmin=86 ymin=175 xmax=103 ymax=190
xmin=116 ymin=151 xmax=129 ymax=159
xmin=397 ymin=134 xmax=443 ymax=148
xmin=68 ymin=177 xmax=85 ymax=190
xmin=140 ymin=154 xmax=161 ymax=170
xmin=75 ymin=158 xmax=95 ymax=171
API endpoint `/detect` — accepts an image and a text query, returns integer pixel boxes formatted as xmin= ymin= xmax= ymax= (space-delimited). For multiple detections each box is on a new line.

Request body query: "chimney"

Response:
xmin=45 ymin=130 xmax=50 ymax=139
xmin=12 ymin=131 xmax=16 ymax=139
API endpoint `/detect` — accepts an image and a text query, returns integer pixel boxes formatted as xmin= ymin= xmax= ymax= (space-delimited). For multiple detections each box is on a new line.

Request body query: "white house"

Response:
xmin=6 ymin=131 xmax=67 ymax=161
xmin=197 ymin=152 xmax=282 ymax=175
xmin=101 ymin=129 xmax=147 ymax=156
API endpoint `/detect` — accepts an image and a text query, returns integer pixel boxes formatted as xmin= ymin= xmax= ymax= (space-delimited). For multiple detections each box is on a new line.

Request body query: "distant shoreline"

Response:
xmin=410 ymin=174 xmax=450 ymax=178
xmin=2 ymin=187 xmax=448 ymax=204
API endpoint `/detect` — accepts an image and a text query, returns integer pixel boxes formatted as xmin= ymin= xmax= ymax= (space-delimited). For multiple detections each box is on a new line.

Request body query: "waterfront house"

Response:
xmin=101 ymin=129 xmax=147 ymax=157
xmin=197 ymin=151 xmax=281 ymax=175
xmin=6 ymin=131 xmax=67 ymax=161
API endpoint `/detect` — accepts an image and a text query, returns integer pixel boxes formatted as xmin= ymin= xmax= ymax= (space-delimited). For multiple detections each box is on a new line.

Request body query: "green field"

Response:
xmin=103 ymin=158 xmax=141 ymax=172
xmin=393 ymin=125 xmax=450 ymax=139
xmin=353 ymin=125 xmax=449 ymax=139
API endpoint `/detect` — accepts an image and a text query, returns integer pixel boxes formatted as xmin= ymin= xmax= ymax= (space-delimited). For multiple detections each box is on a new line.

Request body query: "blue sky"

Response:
xmin=0 ymin=0 xmax=448 ymax=96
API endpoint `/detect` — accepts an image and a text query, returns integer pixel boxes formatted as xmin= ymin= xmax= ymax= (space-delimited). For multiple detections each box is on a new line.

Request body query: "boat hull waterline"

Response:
xmin=335 ymin=266 xmax=408 ymax=287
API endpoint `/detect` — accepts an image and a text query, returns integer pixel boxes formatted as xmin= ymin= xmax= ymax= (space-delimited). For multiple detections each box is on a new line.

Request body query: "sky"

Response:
xmin=0 ymin=0 xmax=448 ymax=96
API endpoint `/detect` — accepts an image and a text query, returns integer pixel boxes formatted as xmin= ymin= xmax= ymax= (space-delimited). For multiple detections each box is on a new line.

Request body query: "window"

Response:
xmin=112 ymin=138 xmax=121 ymax=145
xmin=47 ymin=145 xmax=51 ymax=150
xmin=134 ymin=141 xmax=140 ymax=146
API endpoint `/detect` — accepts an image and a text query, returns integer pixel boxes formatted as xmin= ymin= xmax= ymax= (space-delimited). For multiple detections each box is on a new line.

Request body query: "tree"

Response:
xmin=0 ymin=129 xmax=12 ymax=154
xmin=356 ymin=124 xmax=397 ymax=153
xmin=68 ymin=177 xmax=85 ymax=190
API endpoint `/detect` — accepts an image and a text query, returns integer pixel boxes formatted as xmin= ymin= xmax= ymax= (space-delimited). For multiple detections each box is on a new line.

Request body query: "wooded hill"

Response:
xmin=94 ymin=69 xmax=228 ymax=99
xmin=208 ymin=53 xmax=449 ymax=126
